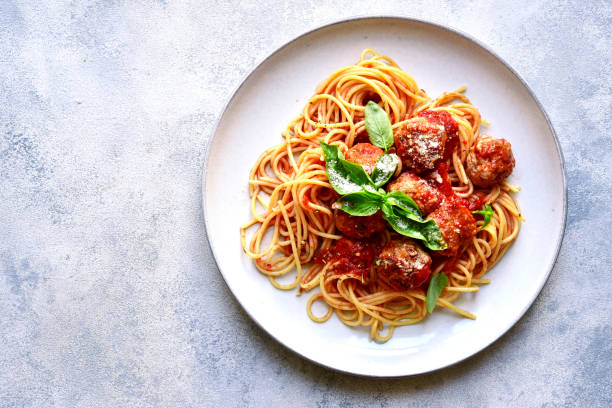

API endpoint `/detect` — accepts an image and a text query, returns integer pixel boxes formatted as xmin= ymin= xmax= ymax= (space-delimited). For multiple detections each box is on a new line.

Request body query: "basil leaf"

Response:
xmin=339 ymin=158 xmax=373 ymax=187
xmin=370 ymin=154 xmax=399 ymax=188
xmin=320 ymin=142 xmax=364 ymax=194
xmin=381 ymin=203 xmax=425 ymax=239
xmin=381 ymin=203 xmax=447 ymax=250
xmin=335 ymin=191 xmax=382 ymax=216
xmin=414 ymin=218 xmax=446 ymax=250
xmin=384 ymin=190 xmax=423 ymax=219
xmin=362 ymin=184 xmax=380 ymax=195
xmin=365 ymin=101 xmax=393 ymax=151
xmin=473 ymin=203 xmax=494 ymax=229
xmin=426 ymin=273 xmax=449 ymax=314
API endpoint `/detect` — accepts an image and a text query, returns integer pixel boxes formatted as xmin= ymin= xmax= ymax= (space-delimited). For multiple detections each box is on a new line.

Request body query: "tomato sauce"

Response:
xmin=465 ymin=191 xmax=487 ymax=211
xmin=431 ymin=254 xmax=459 ymax=274
xmin=421 ymin=162 xmax=471 ymax=209
xmin=314 ymin=237 xmax=382 ymax=276
xmin=426 ymin=161 xmax=487 ymax=211
xmin=427 ymin=162 xmax=453 ymax=198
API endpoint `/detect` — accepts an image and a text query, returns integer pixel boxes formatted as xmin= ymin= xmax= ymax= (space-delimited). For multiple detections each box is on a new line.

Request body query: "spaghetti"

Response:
xmin=240 ymin=49 xmax=522 ymax=342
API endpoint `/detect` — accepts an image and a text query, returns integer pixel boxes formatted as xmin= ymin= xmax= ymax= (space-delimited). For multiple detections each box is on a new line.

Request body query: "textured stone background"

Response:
xmin=1 ymin=1 xmax=610 ymax=407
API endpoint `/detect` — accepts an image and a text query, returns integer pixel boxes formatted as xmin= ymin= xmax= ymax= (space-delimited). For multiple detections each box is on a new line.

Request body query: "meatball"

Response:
xmin=335 ymin=210 xmax=386 ymax=239
xmin=344 ymin=143 xmax=384 ymax=174
xmin=314 ymin=237 xmax=382 ymax=276
xmin=375 ymin=239 xmax=432 ymax=289
xmin=387 ymin=172 xmax=443 ymax=215
xmin=426 ymin=201 xmax=477 ymax=257
xmin=466 ymin=135 xmax=515 ymax=188
xmin=394 ymin=116 xmax=447 ymax=173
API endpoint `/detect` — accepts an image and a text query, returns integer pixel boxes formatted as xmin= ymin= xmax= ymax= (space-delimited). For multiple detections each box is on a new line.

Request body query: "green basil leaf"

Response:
xmin=415 ymin=218 xmax=447 ymax=250
xmin=384 ymin=190 xmax=423 ymax=219
xmin=362 ymin=184 xmax=383 ymax=195
xmin=339 ymin=158 xmax=373 ymax=187
xmin=365 ymin=101 xmax=393 ymax=151
xmin=381 ymin=203 xmax=447 ymax=251
xmin=472 ymin=203 xmax=494 ymax=229
xmin=370 ymin=154 xmax=399 ymax=188
xmin=426 ymin=273 xmax=449 ymax=314
xmin=334 ymin=191 xmax=382 ymax=216
xmin=381 ymin=204 xmax=426 ymax=241
xmin=320 ymin=142 xmax=364 ymax=194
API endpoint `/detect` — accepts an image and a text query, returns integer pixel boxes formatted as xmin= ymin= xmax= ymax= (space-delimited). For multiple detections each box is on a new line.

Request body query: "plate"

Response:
xmin=202 ymin=17 xmax=566 ymax=376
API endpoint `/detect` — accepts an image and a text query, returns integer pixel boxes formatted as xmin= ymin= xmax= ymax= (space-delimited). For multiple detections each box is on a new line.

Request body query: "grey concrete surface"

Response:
xmin=1 ymin=1 xmax=610 ymax=407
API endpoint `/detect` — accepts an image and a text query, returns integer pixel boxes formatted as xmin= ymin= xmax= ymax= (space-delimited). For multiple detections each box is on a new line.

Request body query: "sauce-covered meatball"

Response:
xmin=344 ymin=143 xmax=384 ymax=174
xmin=466 ymin=135 xmax=515 ymax=188
xmin=314 ymin=237 xmax=382 ymax=276
xmin=387 ymin=172 xmax=443 ymax=215
xmin=394 ymin=115 xmax=450 ymax=173
xmin=335 ymin=210 xmax=386 ymax=239
xmin=426 ymin=201 xmax=477 ymax=258
xmin=375 ymin=239 xmax=432 ymax=289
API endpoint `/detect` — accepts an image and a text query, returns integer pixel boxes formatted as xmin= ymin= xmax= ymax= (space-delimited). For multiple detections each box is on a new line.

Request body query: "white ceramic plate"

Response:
xmin=203 ymin=17 xmax=566 ymax=377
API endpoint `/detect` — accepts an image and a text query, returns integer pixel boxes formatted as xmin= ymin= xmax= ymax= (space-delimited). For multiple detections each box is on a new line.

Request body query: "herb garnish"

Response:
xmin=322 ymin=141 xmax=446 ymax=250
xmin=365 ymin=101 xmax=394 ymax=151
xmin=426 ymin=273 xmax=449 ymax=314
xmin=319 ymin=142 xmax=369 ymax=194
xmin=321 ymin=102 xmax=449 ymax=250
xmin=473 ymin=203 xmax=494 ymax=229
xmin=370 ymin=154 xmax=400 ymax=188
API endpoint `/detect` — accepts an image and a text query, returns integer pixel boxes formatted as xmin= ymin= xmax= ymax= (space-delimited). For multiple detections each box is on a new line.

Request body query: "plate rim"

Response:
xmin=201 ymin=15 xmax=568 ymax=377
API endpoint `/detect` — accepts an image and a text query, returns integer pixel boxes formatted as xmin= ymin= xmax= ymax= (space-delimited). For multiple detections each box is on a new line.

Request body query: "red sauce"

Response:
xmin=465 ymin=191 xmax=487 ymax=211
xmin=364 ymin=92 xmax=382 ymax=105
xmin=418 ymin=110 xmax=459 ymax=161
xmin=314 ymin=237 xmax=382 ymax=276
xmin=422 ymin=162 xmax=471 ymax=209
xmin=353 ymin=131 xmax=371 ymax=145
xmin=426 ymin=162 xmax=453 ymax=198
xmin=431 ymin=254 xmax=460 ymax=274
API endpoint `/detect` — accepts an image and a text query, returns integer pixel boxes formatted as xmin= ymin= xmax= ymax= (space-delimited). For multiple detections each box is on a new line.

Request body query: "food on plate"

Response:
xmin=240 ymin=49 xmax=522 ymax=342
xmin=466 ymin=134 xmax=516 ymax=188
xmin=334 ymin=209 xmax=386 ymax=239
xmin=375 ymin=238 xmax=432 ymax=290
xmin=387 ymin=172 xmax=443 ymax=215
xmin=344 ymin=143 xmax=384 ymax=174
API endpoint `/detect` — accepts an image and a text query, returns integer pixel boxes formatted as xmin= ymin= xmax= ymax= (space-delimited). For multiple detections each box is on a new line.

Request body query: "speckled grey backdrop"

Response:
xmin=1 ymin=1 xmax=610 ymax=407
